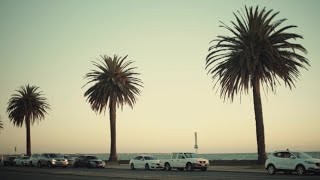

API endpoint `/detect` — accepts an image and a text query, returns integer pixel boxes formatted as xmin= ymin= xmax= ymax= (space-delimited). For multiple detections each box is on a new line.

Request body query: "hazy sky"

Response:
xmin=0 ymin=0 xmax=319 ymax=155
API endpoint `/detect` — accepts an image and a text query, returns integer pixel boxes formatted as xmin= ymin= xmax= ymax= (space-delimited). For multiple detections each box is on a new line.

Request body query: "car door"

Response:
xmin=75 ymin=156 xmax=82 ymax=166
xmin=177 ymin=153 xmax=186 ymax=168
xmin=171 ymin=153 xmax=178 ymax=168
xmin=273 ymin=152 xmax=285 ymax=169
xmin=39 ymin=154 xmax=46 ymax=165
xmin=279 ymin=152 xmax=292 ymax=170
xmin=81 ymin=156 xmax=88 ymax=166
xmin=137 ymin=156 xmax=144 ymax=168
xmin=285 ymin=152 xmax=297 ymax=170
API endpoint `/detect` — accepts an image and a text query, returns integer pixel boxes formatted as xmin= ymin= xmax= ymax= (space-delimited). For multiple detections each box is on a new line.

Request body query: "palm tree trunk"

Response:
xmin=252 ymin=78 xmax=267 ymax=164
xmin=26 ymin=116 xmax=31 ymax=157
xmin=109 ymin=99 xmax=118 ymax=162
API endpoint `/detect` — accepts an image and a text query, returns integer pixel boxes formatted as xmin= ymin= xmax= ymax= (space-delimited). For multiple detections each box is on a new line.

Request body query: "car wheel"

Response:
xmin=130 ymin=163 xmax=135 ymax=170
xmin=186 ymin=163 xmax=194 ymax=171
xmin=164 ymin=163 xmax=171 ymax=171
xmin=38 ymin=161 xmax=42 ymax=168
xmin=145 ymin=163 xmax=150 ymax=170
xmin=201 ymin=167 xmax=207 ymax=171
xmin=30 ymin=161 xmax=33 ymax=166
xmin=267 ymin=164 xmax=276 ymax=175
xmin=296 ymin=165 xmax=305 ymax=176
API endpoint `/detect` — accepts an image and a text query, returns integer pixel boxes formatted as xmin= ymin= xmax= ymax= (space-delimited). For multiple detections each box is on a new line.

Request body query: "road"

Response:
xmin=0 ymin=166 xmax=319 ymax=180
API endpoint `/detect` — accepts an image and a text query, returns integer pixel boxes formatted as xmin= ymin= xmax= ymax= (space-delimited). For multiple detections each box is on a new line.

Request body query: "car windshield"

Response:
xmin=86 ymin=156 xmax=98 ymax=159
xmin=49 ymin=154 xmax=64 ymax=158
xmin=292 ymin=152 xmax=312 ymax=159
xmin=144 ymin=156 xmax=158 ymax=160
xmin=22 ymin=157 xmax=29 ymax=159
xmin=184 ymin=153 xmax=196 ymax=158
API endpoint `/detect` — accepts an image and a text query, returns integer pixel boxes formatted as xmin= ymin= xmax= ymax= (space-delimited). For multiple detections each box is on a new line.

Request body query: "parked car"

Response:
xmin=160 ymin=152 xmax=210 ymax=171
xmin=74 ymin=155 xmax=105 ymax=168
xmin=3 ymin=156 xmax=17 ymax=166
xmin=38 ymin=153 xmax=68 ymax=168
xmin=29 ymin=154 xmax=40 ymax=166
xmin=129 ymin=155 xmax=162 ymax=170
xmin=265 ymin=150 xmax=320 ymax=175
xmin=15 ymin=156 xmax=30 ymax=166
xmin=63 ymin=155 xmax=76 ymax=167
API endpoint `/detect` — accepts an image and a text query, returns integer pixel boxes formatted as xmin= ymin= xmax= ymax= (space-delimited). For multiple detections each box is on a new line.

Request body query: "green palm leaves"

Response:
xmin=206 ymin=6 xmax=309 ymax=101
xmin=84 ymin=55 xmax=143 ymax=113
xmin=7 ymin=85 xmax=50 ymax=127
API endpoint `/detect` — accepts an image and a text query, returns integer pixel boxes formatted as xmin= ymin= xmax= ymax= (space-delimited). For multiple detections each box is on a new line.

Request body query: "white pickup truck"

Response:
xmin=161 ymin=152 xmax=210 ymax=171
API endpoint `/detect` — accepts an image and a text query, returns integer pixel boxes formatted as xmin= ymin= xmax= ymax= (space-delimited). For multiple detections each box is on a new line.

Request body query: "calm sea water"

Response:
xmin=70 ymin=152 xmax=320 ymax=161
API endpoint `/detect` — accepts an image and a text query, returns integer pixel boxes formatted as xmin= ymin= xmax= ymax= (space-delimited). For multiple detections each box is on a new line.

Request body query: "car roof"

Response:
xmin=272 ymin=150 xmax=294 ymax=153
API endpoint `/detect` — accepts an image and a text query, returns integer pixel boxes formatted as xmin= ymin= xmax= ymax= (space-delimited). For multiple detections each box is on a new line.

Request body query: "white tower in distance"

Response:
xmin=194 ymin=132 xmax=198 ymax=154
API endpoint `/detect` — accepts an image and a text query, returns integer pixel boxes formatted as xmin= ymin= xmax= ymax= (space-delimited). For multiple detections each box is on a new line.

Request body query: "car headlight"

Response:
xmin=305 ymin=161 xmax=315 ymax=164
xmin=52 ymin=159 xmax=56 ymax=162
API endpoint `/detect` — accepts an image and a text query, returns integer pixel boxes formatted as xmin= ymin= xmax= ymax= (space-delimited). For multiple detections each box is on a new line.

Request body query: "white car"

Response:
xmin=265 ymin=150 xmax=320 ymax=175
xmin=14 ymin=156 xmax=31 ymax=166
xmin=129 ymin=155 xmax=162 ymax=170
xmin=29 ymin=154 xmax=40 ymax=166
xmin=161 ymin=152 xmax=210 ymax=171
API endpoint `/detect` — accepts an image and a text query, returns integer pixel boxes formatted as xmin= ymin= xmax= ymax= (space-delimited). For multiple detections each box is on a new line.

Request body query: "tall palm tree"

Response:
xmin=83 ymin=54 xmax=143 ymax=162
xmin=206 ymin=6 xmax=309 ymax=164
xmin=7 ymin=85 xmax=50 ymax=156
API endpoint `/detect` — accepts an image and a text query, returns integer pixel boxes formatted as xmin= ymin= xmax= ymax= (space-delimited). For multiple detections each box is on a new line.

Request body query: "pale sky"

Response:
xmin=0 ymin=0 xmax=319 ymax=155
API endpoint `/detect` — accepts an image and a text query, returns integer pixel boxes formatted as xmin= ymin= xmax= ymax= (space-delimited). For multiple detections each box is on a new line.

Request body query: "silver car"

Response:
xmin=14 ymin=156 xmax=30 ymax=166
xmin=38 ymin=153 xmax=68 ymax=168
xmin=30 ymin=154 xmax=40 ymax=166
xmin=63 ymin=155 xmax=76 ymax=167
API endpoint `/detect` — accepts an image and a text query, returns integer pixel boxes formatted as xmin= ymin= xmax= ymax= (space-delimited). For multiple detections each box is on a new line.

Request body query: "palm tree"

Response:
xmin=83 ymin=54 xmax=143 ymax=162
xmin=206 ymin=6 xmax=309 ymax=164
xmin=7 ymin=85 xmax=50 ymax=156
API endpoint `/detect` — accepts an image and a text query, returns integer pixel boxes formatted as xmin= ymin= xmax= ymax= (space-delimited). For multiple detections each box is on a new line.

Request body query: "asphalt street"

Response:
xmin=0 ymin=166 xmax=319 ymax=180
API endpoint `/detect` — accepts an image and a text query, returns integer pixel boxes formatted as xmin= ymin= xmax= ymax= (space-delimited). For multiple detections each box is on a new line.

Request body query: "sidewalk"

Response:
xmin=105 ymin=164 xmax=266 ymax=173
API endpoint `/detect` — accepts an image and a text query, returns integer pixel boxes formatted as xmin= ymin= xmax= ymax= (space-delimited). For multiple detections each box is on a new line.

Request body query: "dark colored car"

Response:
xmin=4 ymin=156 xmax=17 ymax=166
xmin=74 ymin=155 xmax=106 ymax=168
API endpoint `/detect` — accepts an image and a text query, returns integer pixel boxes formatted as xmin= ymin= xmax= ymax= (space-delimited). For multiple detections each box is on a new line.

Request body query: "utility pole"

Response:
xmin=194 ymin=132 xmax=198 ymax=154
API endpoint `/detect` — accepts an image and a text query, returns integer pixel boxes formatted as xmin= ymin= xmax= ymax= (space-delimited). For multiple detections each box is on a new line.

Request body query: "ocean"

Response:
xmin=71 ymin=152 xmax=320 ymax=161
